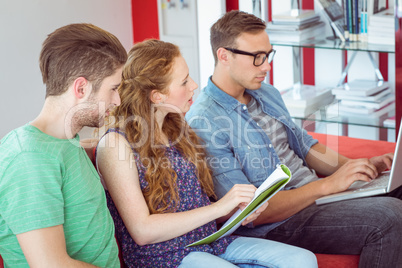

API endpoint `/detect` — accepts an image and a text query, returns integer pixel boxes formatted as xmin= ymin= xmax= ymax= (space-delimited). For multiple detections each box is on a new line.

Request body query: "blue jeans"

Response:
xmin=265 ymin=189 xmax=402 ymax=268
xmin=179 ymin=237 xmax=318 ymax=268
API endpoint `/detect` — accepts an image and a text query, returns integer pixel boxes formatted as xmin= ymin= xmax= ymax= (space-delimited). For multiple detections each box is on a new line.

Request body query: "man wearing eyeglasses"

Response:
xmin=186 ymin=10 xmax=402 ymax=267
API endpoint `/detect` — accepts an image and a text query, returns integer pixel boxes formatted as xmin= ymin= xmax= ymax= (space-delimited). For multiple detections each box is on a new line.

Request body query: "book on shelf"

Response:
xmin=367 ymin=35 xmax=395 ymax=45
xmin=367 ymin=24 xmax=395 ymax=36
xmin=186 ymin=165 xmax=291 ymax=247
xmin=383 ymin=116 xmax=396 ymax=128
xmin=266 ymin=20 xmax=320 ymax=32
xmin=340 ymin=93 xmax=394 ymax=109
xmin=315 ymin=0 xmax=347 ymax=41
xmin=333 ymin=87 xmax=392 ymax=102
xmin=267 ymin=9 xmax=326 ymax=43
xmin=267 ymin=21 xmax=325 ymax=42
xmin=367 ymin=8 xmax=395 ymax=45
xmin=366 ymin=0 xmax=388 ymax=43
xmin=360 ymin=0 xmax=369 ymax=42
xmin=286 ymin=104 xmax=327 ymax=118
xmin=342 ymin=0 xmax=349 ymax=40
xmin=367 ymin=0 xmax=388 ymax=17
xmin=316 ymin=0 xmax=391 ymax=43
xmin=369 ymin=8 xmax=394 ymax=24
xmin=328 ymin=100 xmax=395 ymax=117
xmin=345 ymin=0 xmax=367 ymax=42
xmin=350 ymin=0 xmax=358 ymax=41
xmin=282 ymin=85 xmax=334 ymax=117
xmin=272 ymin=9 xmax=320 ymax=24
xmin=331 ymin=80 xmax=390 ymax=97
xmin=282 ymin=85 xmax=334 ymax=107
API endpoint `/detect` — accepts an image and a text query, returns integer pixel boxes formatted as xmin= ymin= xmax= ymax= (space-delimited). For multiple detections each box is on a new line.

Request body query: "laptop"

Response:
xmin=315 ymin=119 xmax=402 ymax=205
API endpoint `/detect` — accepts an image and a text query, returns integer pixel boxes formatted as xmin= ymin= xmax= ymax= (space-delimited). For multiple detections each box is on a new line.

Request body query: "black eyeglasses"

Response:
xmin=224 ymin=47 xmax=276 ymax=66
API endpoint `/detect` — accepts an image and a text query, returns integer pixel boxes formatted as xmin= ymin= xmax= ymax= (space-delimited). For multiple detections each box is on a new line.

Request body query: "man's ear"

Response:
xmin=150 ymin=90 xmax=165 ymax=104
xmin=217 ymin=47 xmax=230 ymax=66
xmin=73 ymin=77 xmax=91 ymax=99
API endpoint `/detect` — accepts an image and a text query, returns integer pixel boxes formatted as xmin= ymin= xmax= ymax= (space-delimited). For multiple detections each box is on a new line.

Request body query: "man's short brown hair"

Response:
xmin=40 ymin=23 xmax=127 ymax=98
xmin=210 ymin=10 xmax=266 ymax=65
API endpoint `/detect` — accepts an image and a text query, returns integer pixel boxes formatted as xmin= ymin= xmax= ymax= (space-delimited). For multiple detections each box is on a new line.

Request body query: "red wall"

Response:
xmin=131 ymin=0 xmax=159 ymax=43
xmin=226 ymin=0 xmax=238 ymax=11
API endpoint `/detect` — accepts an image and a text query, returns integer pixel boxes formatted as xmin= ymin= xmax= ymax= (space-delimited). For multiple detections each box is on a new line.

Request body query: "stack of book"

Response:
xmin=328 ymin=79 xmax=395 ymax=117
xmin=367 ymin=8 xmax=395 ymax=45
xmin=383 ymin=116 xmax=395 ymax=128
xmin=266 ymin=9 xmax=325 ymax=42
xmin=282 ymin=85 xmax=335 ymax=117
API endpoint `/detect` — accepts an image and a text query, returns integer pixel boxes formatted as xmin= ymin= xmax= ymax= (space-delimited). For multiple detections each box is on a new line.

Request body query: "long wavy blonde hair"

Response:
xmin=110 ymin=39 xmax=215 ymax=214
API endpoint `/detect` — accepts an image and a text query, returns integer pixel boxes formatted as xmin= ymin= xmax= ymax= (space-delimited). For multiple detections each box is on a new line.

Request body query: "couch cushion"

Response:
xmin=316 ymin=253 xmax=360 ymax=268
xmin=309 ymin=132 xmax=395 ymax=159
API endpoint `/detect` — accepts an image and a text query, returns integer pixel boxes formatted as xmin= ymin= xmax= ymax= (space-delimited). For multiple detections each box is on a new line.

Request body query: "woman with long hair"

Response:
xmin=96 ymin=39 xmax=317 ymax=268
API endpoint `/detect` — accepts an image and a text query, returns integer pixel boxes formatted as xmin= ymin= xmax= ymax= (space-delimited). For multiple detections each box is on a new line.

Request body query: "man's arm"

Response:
xmin=254 ymin=142 xmax=380 ymax=224
xmin=305 ymin=142 xmax=349 ymax=176
xmin=17 ymin=225 xmax=98 ymax=268
xmin=306 ymin=143 xmax=392 ymax=180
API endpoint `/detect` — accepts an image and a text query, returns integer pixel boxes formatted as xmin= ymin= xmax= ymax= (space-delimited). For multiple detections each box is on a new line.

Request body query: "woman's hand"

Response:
xmin=212 ymin=184 xmax=268 ymax=225
xmin=213 ymin=184 xmax=257 ymax=216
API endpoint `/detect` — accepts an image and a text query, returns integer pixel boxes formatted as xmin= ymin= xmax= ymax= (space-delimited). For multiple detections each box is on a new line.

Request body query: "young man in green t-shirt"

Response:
xmin=0 ymin=23 xmax=127 ymax=267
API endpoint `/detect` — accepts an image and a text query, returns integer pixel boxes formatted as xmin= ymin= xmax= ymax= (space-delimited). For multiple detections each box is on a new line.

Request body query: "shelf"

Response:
xmin=271 ymin=37 xmax=395 ymax=54
xmin=292 ymin=104 xmax=395 ymax=130
xmin=272 ymin=36 xmax=395 ymax=133
xmin=267 ymin=0 xmax=400 ymax=138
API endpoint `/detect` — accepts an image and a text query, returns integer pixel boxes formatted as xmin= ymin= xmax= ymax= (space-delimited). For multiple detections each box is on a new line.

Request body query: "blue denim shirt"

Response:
xmin=186 ymin=77 xmax=318 ymax=236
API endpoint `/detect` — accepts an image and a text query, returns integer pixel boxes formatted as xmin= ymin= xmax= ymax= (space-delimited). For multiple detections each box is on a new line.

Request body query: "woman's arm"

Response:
xmin=97 ymin=132 xmax=258 ymax=246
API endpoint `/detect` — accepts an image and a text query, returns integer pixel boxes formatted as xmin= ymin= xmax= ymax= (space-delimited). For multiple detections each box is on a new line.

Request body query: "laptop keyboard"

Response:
xmin=348 ymin=173 xmax=390 ymax=191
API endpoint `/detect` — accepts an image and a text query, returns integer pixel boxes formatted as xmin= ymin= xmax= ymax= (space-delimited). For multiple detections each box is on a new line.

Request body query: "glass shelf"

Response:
xmin=271 ymin=37 xmax=395 ymax=54
xmin=292 ymin=104 xmax=395 ymax=130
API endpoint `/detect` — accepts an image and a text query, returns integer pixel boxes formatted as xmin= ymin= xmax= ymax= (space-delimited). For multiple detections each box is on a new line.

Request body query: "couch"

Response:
xmin=0 ymin=133 xmax=395 ymax=268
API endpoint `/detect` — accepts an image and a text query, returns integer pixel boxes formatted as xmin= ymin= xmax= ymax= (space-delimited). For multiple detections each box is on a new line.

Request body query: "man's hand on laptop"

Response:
xmin=369 ymin=153 xmax=394 ymax=175
xmin=321 ymin=158 xmax=379 ymax=195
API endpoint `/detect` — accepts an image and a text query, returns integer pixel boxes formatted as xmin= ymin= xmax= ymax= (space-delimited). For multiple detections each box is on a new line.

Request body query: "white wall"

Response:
xmin=197 ymin=0 xmax=226 ymax=90
xmin=157 ymin=0 xmax=225 ymax=97
xmin=157 ymin=0 xmax=201 ymax=94
xmin=0 ymin=0 xmax=133 ymax=139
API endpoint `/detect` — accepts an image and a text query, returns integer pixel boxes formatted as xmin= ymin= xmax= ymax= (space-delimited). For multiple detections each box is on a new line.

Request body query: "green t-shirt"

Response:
xmin=0 ymin=124 xmax=119 ymax=267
